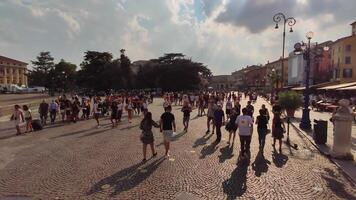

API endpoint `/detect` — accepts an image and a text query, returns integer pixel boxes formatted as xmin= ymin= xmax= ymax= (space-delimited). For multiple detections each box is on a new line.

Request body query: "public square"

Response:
xmin=0 ymin=97 xmax=355 ymax=200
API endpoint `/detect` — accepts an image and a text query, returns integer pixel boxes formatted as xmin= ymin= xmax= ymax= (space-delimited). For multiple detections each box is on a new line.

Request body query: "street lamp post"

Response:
xmin=273 ymin=13 xmax=296 ymax=89
xmin=294 ymin=31 xmax=328 ymax=130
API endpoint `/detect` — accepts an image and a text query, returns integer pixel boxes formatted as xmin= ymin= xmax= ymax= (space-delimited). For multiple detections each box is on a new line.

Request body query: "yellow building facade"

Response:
xmin=0 ymin=55 xmax=28 ymax=86
xmin=331 ymin=22 xmax=356 ymax=83
xmin=265 ymin=58 xmax=288 ymax=89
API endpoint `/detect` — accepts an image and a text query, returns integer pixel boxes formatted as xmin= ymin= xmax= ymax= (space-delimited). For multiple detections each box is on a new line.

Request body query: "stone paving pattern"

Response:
xmin=0 ymin=97 xmax=355 ymax=200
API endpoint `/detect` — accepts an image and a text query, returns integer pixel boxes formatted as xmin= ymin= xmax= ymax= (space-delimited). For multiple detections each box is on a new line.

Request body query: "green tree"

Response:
xmin=135 ymin=53 xmax=211 ymax=91
xmin=28 ymin=51 xmax=54 ymax=87
xmin=48 ymin=59 xmax=77 ymax=93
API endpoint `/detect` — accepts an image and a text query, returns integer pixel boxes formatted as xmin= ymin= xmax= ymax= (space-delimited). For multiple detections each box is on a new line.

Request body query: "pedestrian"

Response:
xmin=38 ymin=99 xmax=49 ymax=125
xmin=23 ymin=105 xmax=34 ymax=133
xmin=117 ymin=99 xmax=123 ymax=122
xmin=11 ymin=105 xmax=25 ymax=135
xmin=234 ymin=101 xmax=241 ymax=116
xmin=59 ymin=97 xmax=66 ymax=122
xmin=126 ymin=99 xmax=133 ymax=123
xmin=181 ymin=101 xmax=192 ymax=132
xmin=71 ymin=97 xmax=81 ymax=123
xmin=235 ymin=108 xmax=254 ymax=159
xmin=256 ymin=109 xmax=268 ymax=152
xmin=225 ymin=109 xmax=238 ymax=145
xmin=225 ymin=98 xmax=233 ymax=119
xmin=160 ymin=105 xmax=176 ymax=157
xmin=206 ymin=99 xmax=217 ymax=134
xmin=260 ymin=104 xmax=270 ymax=121
xmin=245 ymin=101 xmax=254 ymax=118
xmin=92 ymin=98 xmax=101 ymax=128
xmin=65 ymin=97 xmax=72 ymax=122
xmin=111 ymin=100 xmax=118 ymax=127
xmin=49 ymin=100 xmax=59 ymax=124
xmin=214 ymin=103 xmax=225 ymax=143
xmin=140 ymin=112 xmax=159 ymax=162
xmin=272 ymin=112 xmax=285 ymax=153
xmin=142 ymin=99 xmax=148 ymax=116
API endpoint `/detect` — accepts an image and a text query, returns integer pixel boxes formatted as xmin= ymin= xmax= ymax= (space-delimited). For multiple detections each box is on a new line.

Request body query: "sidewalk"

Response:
xmin=290 ymin=109 xmax=356 ymax=184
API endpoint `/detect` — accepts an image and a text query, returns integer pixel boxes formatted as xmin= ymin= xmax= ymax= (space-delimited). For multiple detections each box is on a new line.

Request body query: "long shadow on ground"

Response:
xmin=87 ymin=157 xmax=165 ymax=197
xmin=200 ymin=141 xmax=219 ymax=159
xmin=218 ymin=144 xmax=234 ymax=163
xmin=272 ymin=149 xmax=288 ymax=168
xmin=193 ymin=133 xmax=213 ymax=148
xmin=222 ymin=153 xmax=250 ymax=199
xmin=251 ymin=150 xmax=271 ymax=177
xmin=322 ymin=168 xmax=356 ymax=199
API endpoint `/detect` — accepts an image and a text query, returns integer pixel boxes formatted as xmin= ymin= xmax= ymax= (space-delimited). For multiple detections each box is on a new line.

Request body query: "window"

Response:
xmin=343 ymin=68 xmax=353 ymax=78
xmin=345 ymin=56 xmax=351 ymax=64
xmin=338 ymin=46 xmax=341 ymax=52
xmin=346 ymin=45 xmax=352 ymax=51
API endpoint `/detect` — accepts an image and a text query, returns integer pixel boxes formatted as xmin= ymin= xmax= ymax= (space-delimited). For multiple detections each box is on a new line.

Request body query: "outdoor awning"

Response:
xmin=317 ymin=81 xmax=356 ymax=90
xmin=291 ymin=86 xmax=305 ymax=91
xmin=337 ymin=85 xmax=356 ymax=90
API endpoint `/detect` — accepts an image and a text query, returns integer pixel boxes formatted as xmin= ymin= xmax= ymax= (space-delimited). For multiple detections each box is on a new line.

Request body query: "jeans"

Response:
xmin=215 ymin=122 xmax=222 ymax=142
xmin=50 ymin=110 xmax=56 ymax=123
xmin=239 ymin=135 xmax=251 ymax=155
xmin=257 ymin=128 xmax=267 ymax=149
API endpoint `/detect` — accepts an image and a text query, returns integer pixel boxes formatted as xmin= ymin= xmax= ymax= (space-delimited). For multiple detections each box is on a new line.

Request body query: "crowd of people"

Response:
xmin=10 ymin=90 xmax=286 ymax=162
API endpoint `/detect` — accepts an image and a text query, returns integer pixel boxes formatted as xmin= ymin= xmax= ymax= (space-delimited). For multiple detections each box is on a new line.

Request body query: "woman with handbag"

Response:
xmin=272 ymin=112 xmax=285 ymax=153
xmin=140 ymin=112 xmax=159 ymax=162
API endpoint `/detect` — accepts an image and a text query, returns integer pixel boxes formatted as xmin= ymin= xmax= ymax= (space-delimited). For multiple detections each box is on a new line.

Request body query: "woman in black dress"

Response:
xmin=140 ymin=112 xmax=159 ymax=161
xmin=226 ymin=109 xmax=238 ymax=145
xmin=272 ymin=112 xmax=285 ymax=152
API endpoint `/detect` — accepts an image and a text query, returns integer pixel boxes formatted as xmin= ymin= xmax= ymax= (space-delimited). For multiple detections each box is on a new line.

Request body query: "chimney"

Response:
xmin=351 ymin=21 xmax=356 ymax=36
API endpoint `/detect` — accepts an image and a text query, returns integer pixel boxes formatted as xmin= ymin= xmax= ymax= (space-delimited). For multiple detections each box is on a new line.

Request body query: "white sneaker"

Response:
xmin=97 ymin=125 xmax=101 ymax=128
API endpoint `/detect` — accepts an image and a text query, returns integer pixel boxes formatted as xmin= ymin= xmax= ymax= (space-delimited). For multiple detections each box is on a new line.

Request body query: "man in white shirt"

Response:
xmin=235 ymin=108 xmax=254 ymax=158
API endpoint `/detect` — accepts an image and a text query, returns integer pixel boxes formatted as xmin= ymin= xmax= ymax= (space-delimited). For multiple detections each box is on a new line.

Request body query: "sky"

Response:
xmin=0 ymin=0 xmax=355 ymax=75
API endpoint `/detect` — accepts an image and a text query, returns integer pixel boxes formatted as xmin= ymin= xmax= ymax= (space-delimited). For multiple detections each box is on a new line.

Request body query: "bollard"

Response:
xmin=331 ymin=99 xmax=354 ymax=160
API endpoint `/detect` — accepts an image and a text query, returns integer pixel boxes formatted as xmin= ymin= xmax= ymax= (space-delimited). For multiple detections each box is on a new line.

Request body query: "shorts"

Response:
xmin=162 ymin=130 xmax=173 ymax=142
xmin=94 ymin=113 xmax=100 ymax=119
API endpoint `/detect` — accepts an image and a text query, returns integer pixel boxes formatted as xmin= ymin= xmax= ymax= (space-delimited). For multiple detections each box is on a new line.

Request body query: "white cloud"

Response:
xmin=0 ymin=0 xmax=354 ymax=75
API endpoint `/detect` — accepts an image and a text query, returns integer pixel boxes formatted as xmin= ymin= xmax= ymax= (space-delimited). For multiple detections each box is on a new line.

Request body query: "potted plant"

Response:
xmin=278 ymin=90 xmax=302 ymax=117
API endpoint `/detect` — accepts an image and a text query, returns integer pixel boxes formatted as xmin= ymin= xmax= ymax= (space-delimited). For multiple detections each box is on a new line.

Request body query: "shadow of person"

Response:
xmin=86 ymin=157 xmax=165 ymax=197
xmin=322 ymin=168 xmax=356 ymax=200
xmin=272 ymin=149 xmax=288 ymax=168
xmin=171 ymin=131 xmax=187 ymax=141
xmin=222 ymin=152 xmax=250 ymax=199
xmin=218 ymin=144 xmax=234 ymax=163
xmin=192 ymin=133 xmax=213 ymax=148
xmin=251 ymin=150 xmax=271 ymax=177
xmin=199 ymin=141 xmax=219 ymax=159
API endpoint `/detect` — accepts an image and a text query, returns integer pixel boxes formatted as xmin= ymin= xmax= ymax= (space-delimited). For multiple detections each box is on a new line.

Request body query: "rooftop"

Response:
xmin=0 ymin=55 xmax=28 ymax=65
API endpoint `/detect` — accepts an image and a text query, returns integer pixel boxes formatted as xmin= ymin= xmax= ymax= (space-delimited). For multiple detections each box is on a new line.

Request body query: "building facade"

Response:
xmin=331 ymin=22 xmax=356 ymax=83
xmin=0 ymin=55 xmax=28 ymax=86
xmin=245 ymin=65 xmax=267 ymax=89
xmin=208 ymin=75 xmax=234 ymax=90
xmin=265 ymin=58 xmax=288 ymax=88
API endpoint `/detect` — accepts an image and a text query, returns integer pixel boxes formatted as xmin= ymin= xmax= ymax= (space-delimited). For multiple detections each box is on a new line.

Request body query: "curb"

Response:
xmin=290 ymin=122 xmax=356 ymax=184
xmin=262 ymin=97 xmax=355 ymax=184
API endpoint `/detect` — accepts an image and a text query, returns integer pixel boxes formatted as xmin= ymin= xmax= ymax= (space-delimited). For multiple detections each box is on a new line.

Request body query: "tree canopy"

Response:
xmin=29 ymin=51 xmax=212 ymax=92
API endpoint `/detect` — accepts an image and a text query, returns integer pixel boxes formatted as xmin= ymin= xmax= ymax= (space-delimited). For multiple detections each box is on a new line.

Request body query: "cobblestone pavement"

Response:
xmin=0 ymin=97 xmax=355 ymax=200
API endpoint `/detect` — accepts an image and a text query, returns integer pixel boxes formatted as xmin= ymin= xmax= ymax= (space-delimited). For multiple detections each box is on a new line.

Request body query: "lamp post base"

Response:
xmin=299 ymin=108 xmax=311 ymax=130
